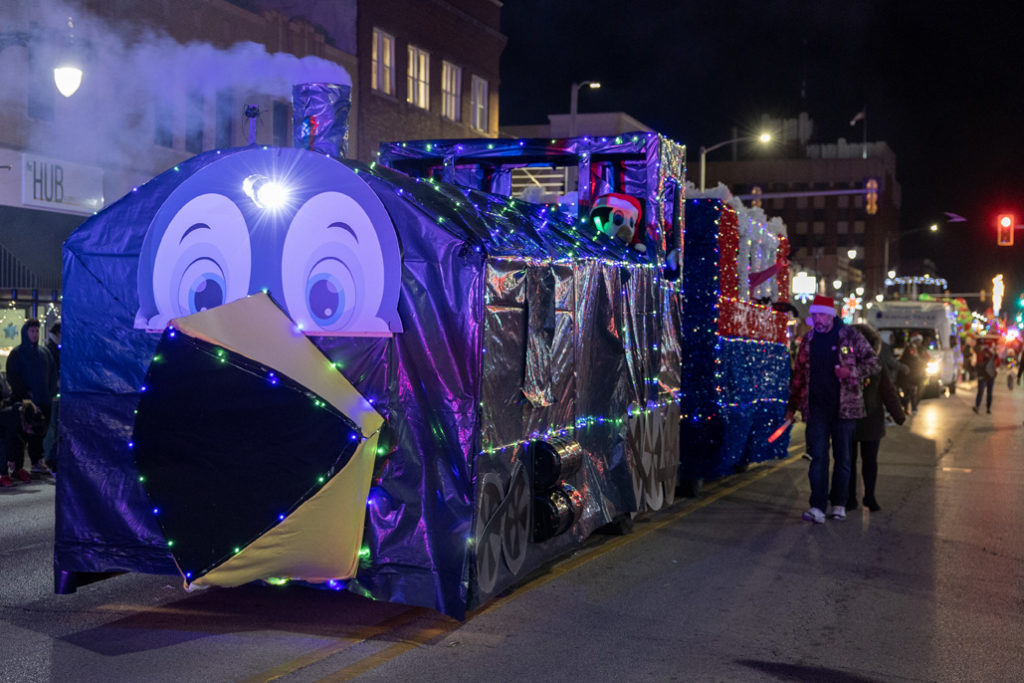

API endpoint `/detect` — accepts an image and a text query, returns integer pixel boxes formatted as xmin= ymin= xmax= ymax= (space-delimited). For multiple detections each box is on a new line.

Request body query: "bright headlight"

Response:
xmin=243 ymin=174 xmax=290 ymax=210
xmin=926 ymin=361 xmax=939 ymax=375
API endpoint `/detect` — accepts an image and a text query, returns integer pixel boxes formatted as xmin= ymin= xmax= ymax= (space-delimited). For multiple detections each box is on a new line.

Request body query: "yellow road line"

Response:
xmin=317 ymin=450 xmax=803 ymax=680
xmin=315 ymin=619 xmax=454 ymax=682
xmin=243 ymin=607 xmax=432 ymax=683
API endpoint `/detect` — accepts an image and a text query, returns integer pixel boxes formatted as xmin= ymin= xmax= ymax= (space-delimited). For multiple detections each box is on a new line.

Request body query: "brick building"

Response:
xmin=252 ymin=0 xmax=506 ymax=163
xmin=705 ymin=123 xmax=902 ymax=300
xmin=0 ymin=0 xmax=505 ymax=330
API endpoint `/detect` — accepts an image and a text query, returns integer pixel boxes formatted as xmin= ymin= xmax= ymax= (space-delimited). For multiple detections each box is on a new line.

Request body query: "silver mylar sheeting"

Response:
xmin=474 ymin=255 xmax=681 ymax=601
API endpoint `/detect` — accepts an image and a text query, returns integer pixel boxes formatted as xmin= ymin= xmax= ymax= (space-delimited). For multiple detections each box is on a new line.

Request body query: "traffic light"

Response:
xmin=865 ymin=178 xmax=878 ymax=215
xmin=997 ymin=214 xmax=1015 ymax=246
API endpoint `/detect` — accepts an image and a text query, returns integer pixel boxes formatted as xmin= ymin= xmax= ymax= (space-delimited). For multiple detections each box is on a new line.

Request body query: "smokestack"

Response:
xmin=292 ymin=83 xmax=351 ymax=157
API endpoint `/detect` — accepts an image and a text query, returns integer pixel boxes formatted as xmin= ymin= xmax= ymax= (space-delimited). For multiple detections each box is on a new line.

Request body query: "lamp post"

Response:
xmin=569 ymin=81 xmax=600 ymax=138
xmin=884 ymin=224 xmax=937 ymax=286
xmin=882 ymin=222 xmax=940 ymax=296
xmin=1 ymin=30 xmax=83 ymax=98
xmin=699 ymin=132 xmax=772 ymax=192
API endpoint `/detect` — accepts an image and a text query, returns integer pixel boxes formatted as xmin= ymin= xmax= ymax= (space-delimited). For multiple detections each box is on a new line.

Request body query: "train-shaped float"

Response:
xmin=55 ymin=83 xmax=791 ymax=618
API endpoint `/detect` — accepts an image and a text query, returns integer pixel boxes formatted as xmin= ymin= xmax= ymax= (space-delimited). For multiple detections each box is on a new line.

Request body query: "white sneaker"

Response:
xmin=830 ymin=505 xmax=847 ymax=520
xmin=802 ymin=507 xmax=825 ymax=524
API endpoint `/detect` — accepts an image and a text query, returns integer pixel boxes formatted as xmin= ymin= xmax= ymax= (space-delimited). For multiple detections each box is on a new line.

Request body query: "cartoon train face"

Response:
xmin=134 ymin=148 xmax=403 ymax=336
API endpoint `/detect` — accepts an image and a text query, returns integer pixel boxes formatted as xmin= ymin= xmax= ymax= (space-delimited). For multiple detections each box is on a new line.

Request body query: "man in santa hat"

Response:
xmin=787 ymin=295 xmax=879 ymax=523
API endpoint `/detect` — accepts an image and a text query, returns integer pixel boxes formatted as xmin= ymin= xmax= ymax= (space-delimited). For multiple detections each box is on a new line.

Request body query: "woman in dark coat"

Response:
xmin=847 ymin=324 xmax=906 ymax=511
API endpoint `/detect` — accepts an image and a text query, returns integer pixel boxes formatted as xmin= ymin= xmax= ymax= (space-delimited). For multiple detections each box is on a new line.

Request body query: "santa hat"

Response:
xmin=592 ymin=193 xmax=642 ymax=223
xmin=808 ymin=295 xmax=836 ymax=316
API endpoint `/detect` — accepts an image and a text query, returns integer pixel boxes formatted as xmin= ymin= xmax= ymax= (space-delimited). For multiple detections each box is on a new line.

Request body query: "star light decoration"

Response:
xmin=841 ymin=294 xmax=863 ymax=322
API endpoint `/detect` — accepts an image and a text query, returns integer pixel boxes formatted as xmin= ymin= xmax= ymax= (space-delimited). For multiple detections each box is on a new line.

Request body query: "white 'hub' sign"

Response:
xmin=21 ymin=153 xmax=104 ymax=216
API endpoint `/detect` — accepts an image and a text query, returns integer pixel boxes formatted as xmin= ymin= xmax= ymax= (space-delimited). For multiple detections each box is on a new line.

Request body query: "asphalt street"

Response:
xmin=2 ymin=377 xmax=1022 ymax=682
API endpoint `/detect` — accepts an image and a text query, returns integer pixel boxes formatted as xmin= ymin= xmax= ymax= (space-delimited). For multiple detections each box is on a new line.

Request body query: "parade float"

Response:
xmin=54 ymin=83 xmax=789 ymax=618
xmin=677 ymin=188 xmax=792 ymax=487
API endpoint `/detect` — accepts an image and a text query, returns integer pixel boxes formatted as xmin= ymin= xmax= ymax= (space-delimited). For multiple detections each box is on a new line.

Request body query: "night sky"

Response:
xmin=499 ymin=0 xmax=1024 ymax=305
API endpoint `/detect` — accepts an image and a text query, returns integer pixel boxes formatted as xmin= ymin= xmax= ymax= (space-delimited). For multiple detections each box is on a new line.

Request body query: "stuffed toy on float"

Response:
xmin=590 ymin=193 xmax=646 ymax=252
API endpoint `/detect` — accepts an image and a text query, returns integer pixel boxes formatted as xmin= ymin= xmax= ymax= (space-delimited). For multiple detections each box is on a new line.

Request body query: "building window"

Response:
xmin=27 ymin=56 xmax=54 ymax=121
xmin=796 ymin=196 xmax=808 ymax=209
xmin=185 ymin=95 xmax=204 ymax=154
xmin=442 ymin=60 xmax=462 ymax=121
xmin=813 ymin=195 xmax=825 ymax=209
xmin=812 ymin=221 xmax=825 ymax=234
xmin=471 ymin=75 xmax=488 ymax=132
xmin=796 ymin=222 xmax=809 ymax=235
xmin=771 ymin=197 xmax=785 ymax=210
xmin=407 ymin=45 xmax=430 ymax=109
xmin=854 ymin=221 xmax=866 ymax=234
xmin=838 ymin=194 xmax=849 ymax=208
xmin=371 ymin=28 xmax=395 ymax=95
xmin=837 ymin=221 xmax=850 ymax=234
xmin=155 ymin=103 xmax=174 ymax=148
xmin=273 ymin=101 xmax=290 ymax=147
xmin=216 ymin=89 xmax=234 ymax=149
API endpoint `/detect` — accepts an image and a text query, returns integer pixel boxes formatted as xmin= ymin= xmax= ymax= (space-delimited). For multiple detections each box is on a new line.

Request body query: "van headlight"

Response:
xmin=926 ymin=361 xmax=939 ymax=375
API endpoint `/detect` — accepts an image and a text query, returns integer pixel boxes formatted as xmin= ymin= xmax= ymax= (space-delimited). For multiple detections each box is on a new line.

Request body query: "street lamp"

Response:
xmin=54 ymin=65 xmax=83 ymax=97
xmin=569 ymin=81 xmax=601 ymax=138
xmin=0 ymin=29 xmax=83 ymax=98
xmin=883 ymin=223 xmax=940 ymax=289
xmin=699 ymin=132 xmax=771 ymax=192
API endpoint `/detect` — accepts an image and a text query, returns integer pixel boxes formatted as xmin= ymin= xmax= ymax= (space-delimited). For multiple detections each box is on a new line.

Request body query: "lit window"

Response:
xmin=185 ymin=95 xmax=204 ymax=154
xmin=372 ymin=29 xmax=395 ymax=95
xmin=215 ymin=89 xmax=233 ymax=149
xmin=407 ymin=45 xmax=430 ymax=109
xmin=273 ymin=101 xmax=290 ymax=147
xmin=155 ymin=102 xmax=174 ymax=148
xmin=471 ymin=75 xmax=488 ymax=132
xmin=442 ymin=60 xmax=461 ymax=121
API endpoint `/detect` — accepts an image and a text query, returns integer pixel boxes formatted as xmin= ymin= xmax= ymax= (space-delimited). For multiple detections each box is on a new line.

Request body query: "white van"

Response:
xmin=869 ymin=301 xmax=962 ymax=396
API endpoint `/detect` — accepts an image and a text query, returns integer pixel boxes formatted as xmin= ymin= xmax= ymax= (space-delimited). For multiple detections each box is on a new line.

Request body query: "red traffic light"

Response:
xmin=997 ymin=214 xmax=1015 ymax=246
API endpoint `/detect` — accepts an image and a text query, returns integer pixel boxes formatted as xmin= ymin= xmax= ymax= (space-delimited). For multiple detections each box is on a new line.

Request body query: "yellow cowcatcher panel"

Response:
xmin=167 ymin=293 xmax=385 ymax=586
xmin=169 ymin=292 xmax=383 ymax=436
xmin=192 ymin=431 xmax=380 ymax=587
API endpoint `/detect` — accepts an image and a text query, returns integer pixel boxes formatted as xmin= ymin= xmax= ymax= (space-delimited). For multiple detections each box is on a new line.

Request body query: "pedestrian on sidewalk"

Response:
xmin=898 ymin=336 xmax=928 ymax=416
xmin=0 ymin=400 xmax=47 ymax=487
xmin=972 ymin=340 xmax=998 ymax=414
xmin=787 ymin=295 xmax=881 ymax=524
xmin=5 ymin=319 xmax=57 ymax=476
xmin=848 ymin=324 xmax=906 ymax=512
xmin=1017 ymin=345 xmax=1023 ymax=387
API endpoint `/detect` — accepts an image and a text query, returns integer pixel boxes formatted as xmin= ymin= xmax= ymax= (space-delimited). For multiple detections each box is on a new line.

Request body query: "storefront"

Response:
xmin=0 ymin=147 xmax=101 ymax=357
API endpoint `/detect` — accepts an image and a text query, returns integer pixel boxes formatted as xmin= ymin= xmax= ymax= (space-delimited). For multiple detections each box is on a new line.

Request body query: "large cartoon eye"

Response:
xmin=612 ymin=210 xmax=625 ymax=226
xmin=305 ymin=257 xmax=357 ymax=327
xmin=149 ymin=194 xmax=251 ymax=324
xmin=179 ymin=258 xmax=227 ymax=314
xmin=282 ymin=192 xmax=388 ymax=334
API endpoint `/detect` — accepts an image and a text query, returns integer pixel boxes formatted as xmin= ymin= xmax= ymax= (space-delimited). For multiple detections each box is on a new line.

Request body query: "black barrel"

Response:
xmin=531 ymin=437 xmax=583 ymax=490
xmin=533 ymin=483 xmax=583 ymax=542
